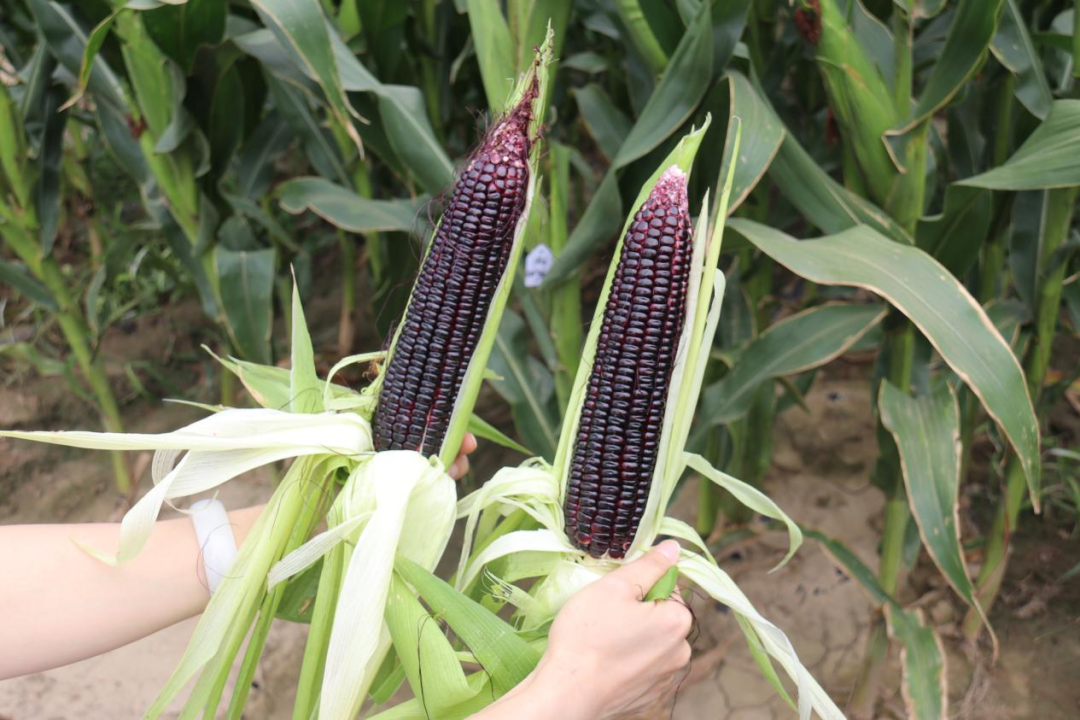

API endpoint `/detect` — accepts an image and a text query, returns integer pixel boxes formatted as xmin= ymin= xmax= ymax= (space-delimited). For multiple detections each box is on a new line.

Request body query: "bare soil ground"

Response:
xmin=1 ymin=305 xmax=1078 ymax=719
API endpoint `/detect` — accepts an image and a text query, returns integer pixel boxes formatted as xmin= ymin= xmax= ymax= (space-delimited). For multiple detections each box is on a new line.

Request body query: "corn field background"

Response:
xmin=1 ymin=0 xmax=1080 ymax=718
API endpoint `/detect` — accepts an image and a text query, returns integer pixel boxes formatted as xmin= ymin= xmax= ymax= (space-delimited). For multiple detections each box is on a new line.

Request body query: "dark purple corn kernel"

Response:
xmin=372 ymin=102 xmax=532 ymax=456
xmin=563 ymin=168 xmax=692 ymax=559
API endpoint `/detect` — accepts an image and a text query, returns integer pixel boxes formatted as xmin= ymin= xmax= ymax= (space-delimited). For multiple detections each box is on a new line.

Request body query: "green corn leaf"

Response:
xmin=879 ymin=381 xmax=993 ymax=643
xmin=807 ymin=530 xmax=947 ymax=720
xmin=487 ymin=310 xmax=560 ymax=461
xmin=0 ymin=260 xmax=58 ymax=310
xmin=467 ymin=413 xmax=533 ymax=457
xmin=699 ymin=303 xmax=887 ymax=428
xmin=614 ymin=0 xmax=672 ymax=75
xmin=278 ymin=177 xmax=427 ymax=233
xmin=573 ymin=84 xmax=632 ymax=162
xmin=748 ymin=73 xmax=912 ymax=244
xmin=216 ymin=247 xmax=276 ymax=365
xmin=729 ymin=218 xmax=1041 ymax=510
xmin=35 ymin=88 xmax=66 ymax=255
xmin=467 ymin=0 xmax=516 ymax=108
xmin=815 ymin=0 xmax=900 ymax=207
xmin=26 ymin=0 xmax=127 ymax=111
xmin=720 ymin=72 xmax=785 ymax=214
xmin=143 ymin=0 xmax=227 ymax=72
xmin=250 ymin=0 xmax=363 ymax=152
xmin=541 ymin=1 xmax=713 ymax=286
xmin=959 ymin=100 xmax=1080 ymax=190
xmin=898 ymin=0 xmax=1006 ymax=130
xmin=992 ymin=0 xmax=1053 ymax=120
xmin=916 ymin=184 xmax=992 ymax=278
xmin=288 ymin=277 xmax=321 ymax=414
xmin=395 ymin=555 xmax=542 ymax=697
xmin=264 ymin=74 xmax=351 ymax=186
xmin=385 ymin=575 xmax=474 ymax=716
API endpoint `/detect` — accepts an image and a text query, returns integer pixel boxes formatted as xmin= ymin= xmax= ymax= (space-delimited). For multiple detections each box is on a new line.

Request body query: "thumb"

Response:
xmin=608 ymin=540 xmax=681 ymax=595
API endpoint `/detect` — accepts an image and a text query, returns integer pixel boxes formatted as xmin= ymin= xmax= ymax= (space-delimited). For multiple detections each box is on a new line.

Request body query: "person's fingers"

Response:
xmin=461 ymin=433 xmax=478 ymax=456
xmin=454 ymin=455 xmax=470 ymax=477
xmin=655 ymin=598 xmax=694 ymax=639
xmin=606 ymin=540 xmax=681 ymax=596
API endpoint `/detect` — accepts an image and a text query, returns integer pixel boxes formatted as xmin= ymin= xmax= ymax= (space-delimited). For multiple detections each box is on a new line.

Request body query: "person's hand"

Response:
xmin=523 ymin=540 xmax=692 ymax=719
xmin=447 ymin=432 xmax=478 ymax=480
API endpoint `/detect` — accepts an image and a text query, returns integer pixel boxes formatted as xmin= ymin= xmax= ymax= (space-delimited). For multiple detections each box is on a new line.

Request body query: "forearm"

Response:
xmin=0 ymin=505 xmax=263 ymax=679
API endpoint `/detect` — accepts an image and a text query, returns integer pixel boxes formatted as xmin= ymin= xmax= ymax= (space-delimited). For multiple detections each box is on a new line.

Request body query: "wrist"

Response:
xmin=524 ymin=651 xmax=609 ymax=720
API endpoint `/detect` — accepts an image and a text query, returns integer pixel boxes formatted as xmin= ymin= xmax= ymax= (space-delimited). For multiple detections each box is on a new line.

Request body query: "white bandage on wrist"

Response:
xmin=189 ymin=499 xmax=238 ymax=594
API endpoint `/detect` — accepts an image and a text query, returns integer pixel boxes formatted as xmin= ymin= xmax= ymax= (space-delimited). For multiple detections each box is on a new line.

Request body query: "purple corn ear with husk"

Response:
xmin=372 ymin=100 xmax=533 ymax=456
xmin=564 ymin=168 xmax=693 ymax=559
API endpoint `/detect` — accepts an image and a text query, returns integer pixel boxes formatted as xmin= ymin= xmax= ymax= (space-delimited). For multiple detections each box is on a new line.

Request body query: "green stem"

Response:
xmin=613 ymin=0 xmax=669 ymax=76
xmin=964 ymin=186 xmax=1080 ymax=638
xmin=547 ymin=145 xmax=582 ymax=411
xmin=417 ymin=0 xmax=445 ymax=143
xmin=3 ymin=226 xmax=131 ymax=491
xmin=338 ymin=232 xmax=357 ymax=357
xmin=293 ymin=542 xmax=346 ymax=720
xmin=848 ymin=621 xmax=890 ymax=717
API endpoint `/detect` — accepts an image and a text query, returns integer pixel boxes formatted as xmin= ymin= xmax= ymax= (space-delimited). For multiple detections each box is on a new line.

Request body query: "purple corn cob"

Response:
xmin=564 ymin=168 xmax=693 ymax=559
xmin=372 ymin=102 xmax=532 ymax=456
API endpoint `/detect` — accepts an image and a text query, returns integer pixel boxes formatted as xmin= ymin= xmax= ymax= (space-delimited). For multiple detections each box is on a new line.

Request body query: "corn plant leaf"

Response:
xmin=879 ymin=382 xmax=993 ymax=642
xmin=721 ymin=72 xmax=785 ymax=214
xmin=278 ymin=177 xmax=426 ymax=233
xmin=959 ymin=100 xmax=1080 ymax=190
xmin=728 ymin=218 xmax=1041 ymax=509
xmin=215 ymin=247 xmax=275 ymax=365
xmin=235 ymin=111 xmax=292 ymax=200
xmin=385 ymin=574 xmax=474 ymax=715
xmin=467 ymin=413 xmax=533 ymax=457
xmin=250 ymin=0 xmax=363 ymax=152
xmin=684 ymin=453 xmax=803 ymax=568
xmin=288 ymin=279 xmax=321 ymax=413
xmin=487 ymin=310 xmax=559 ymax=461
xmin=807 ymin=530 xmax=947 ymax=720
xmin=368 ymin=672 xmax=491 ymax=720
xmin=991 ymin=0 xmax=1053 ymax=120
xmin=815 ymin=0 xmax=899 ymax=203
xmin=897 ymin=0 xmax=1006 ymax=131
xmin=851 ymin=0 xmax=895 ymax=87
xmin=264 ymin=28 xmax=452 ymax=193
xmin=0 ymin=260 xmax=58 ymax=310
xmin=26 ymin=0 xmax=127 ymax=111
xmin=35 ymin=88 xmax=65 ymax=255
xmin=698 ymin=303 xmax=887 ymax=428
xmin=573 ymin=84 xmax=632 ymax=162
xmin=541 ymin=1 xmax=713 ymax=286
xmin=916 ymin=184 xmax=992 ymax=278
xmin=143 ymin=0 xmax=227 ymax=72
xmin=678 ymin=553 xmax=845 ymax=720
xmin=752 ymin=71 xmax=912 ymax=245
xmin=467 ymin=0 xmax=516 ymax=108
xmin=614 ymin=0 xmax=672 ymax=74
xmin=1007 ymin=191 xmax=1045 ymax=310
xmin=264 ymin=74 xmax=350 ymax=186
xmin=275 ymin=559 xmax=323 ymax=624
xmin=395 ymin=554 xmax=542 ymax=697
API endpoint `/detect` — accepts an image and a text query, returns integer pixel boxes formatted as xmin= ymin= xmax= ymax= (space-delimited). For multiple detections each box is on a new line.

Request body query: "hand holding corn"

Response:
xmin=467 ymin=540 xmax=691 ymax=720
